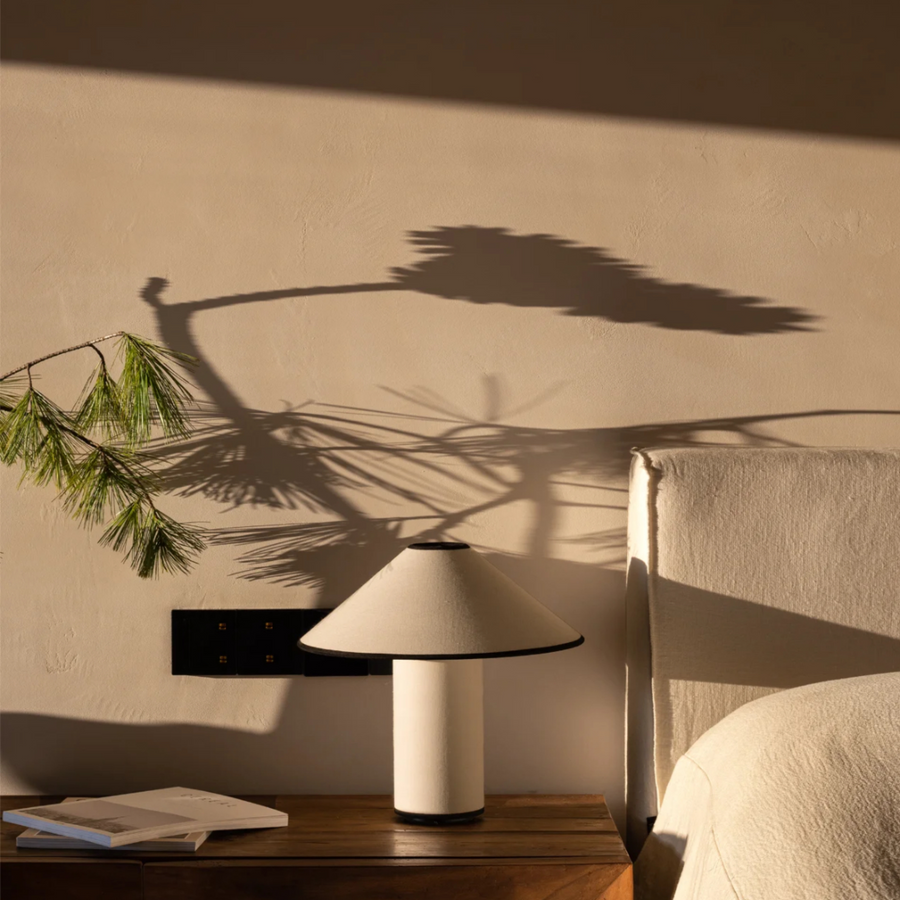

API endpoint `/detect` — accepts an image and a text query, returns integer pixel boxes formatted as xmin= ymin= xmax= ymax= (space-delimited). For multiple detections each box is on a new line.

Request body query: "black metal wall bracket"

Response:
xmin=171 ymin=609 xmax=392 ymax=677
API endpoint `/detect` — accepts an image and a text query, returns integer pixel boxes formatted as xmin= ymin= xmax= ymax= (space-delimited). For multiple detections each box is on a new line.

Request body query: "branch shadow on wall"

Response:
xmin=3 ymin=232 xmax=895 ymax=806
xmin=390 ymin=228 xmax=815 ymax=333
xmin=145 ymin=225 xmax=817 ymax=347
xmin=143 ymin=210 xmax=815 ymax=593
xmin=133 ymin=225 xmax=816 ymax=532
xmin=137 ymin=223 xmax=815 ymax=519
xmin=5 ymin=403 xmax=900 ymax=799
xmin=191 ymin=402 xmax=893 ymax=596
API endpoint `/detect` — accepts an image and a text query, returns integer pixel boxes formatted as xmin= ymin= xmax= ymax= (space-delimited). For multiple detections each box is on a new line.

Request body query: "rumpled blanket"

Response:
xmin=636 ymin=673 xmax=900 ymax=900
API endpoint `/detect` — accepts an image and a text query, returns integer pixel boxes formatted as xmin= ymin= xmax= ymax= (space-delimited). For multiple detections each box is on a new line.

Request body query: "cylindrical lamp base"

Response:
xmin=392 ymin=658 xmax=484 ymax=823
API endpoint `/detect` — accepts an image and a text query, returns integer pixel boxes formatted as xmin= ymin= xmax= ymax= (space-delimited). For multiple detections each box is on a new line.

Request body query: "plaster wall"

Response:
xmin=2 ymin=55 xmax=899 ymax=829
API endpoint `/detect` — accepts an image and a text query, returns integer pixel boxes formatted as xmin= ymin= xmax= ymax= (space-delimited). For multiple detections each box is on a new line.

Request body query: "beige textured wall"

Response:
xmin=2 ymin=44 xmax=899 ymax=830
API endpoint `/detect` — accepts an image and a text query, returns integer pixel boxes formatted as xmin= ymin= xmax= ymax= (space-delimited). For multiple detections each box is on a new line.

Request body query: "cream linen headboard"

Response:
xmin=625 ymin=447 xmax=900 ymax=855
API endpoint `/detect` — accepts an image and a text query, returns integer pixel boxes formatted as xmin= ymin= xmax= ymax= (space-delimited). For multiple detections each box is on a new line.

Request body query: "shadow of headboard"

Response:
xmin=625 ymin=447 xmax=900 ymax=856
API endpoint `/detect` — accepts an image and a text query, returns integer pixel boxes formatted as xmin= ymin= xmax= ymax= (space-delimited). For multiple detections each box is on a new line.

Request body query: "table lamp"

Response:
xmin=299 ymin=541 xmax=584 ymax=824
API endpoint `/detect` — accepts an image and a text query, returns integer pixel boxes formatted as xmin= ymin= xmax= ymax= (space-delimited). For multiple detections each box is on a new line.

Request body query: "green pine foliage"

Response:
xmin=0 ymin=332 xmax=206 ymax=577
xmin=102 ymin=501 xmax=206 ymax=579
xmin=118 ymin=334 xmax=195 ymax=443
xmin=75 ymin=359 xmax=124 ymax=438
xmin=1 ymin=388 xmax=79 ymax=486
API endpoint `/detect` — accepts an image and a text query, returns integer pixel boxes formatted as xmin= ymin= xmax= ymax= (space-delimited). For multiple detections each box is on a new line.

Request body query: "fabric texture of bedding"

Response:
xmin=635 ymin=672 xmax=900 ymax=900
xmin=625 ymin=447 xmax=900 ymax=852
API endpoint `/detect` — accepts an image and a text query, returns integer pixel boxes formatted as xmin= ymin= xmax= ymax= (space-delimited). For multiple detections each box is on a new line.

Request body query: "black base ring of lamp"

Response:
xmin=394 ymin=807 xmax=485 ymax=825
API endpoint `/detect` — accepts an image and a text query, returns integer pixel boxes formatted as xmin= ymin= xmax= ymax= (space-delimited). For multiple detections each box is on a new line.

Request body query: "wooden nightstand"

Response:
xmin=1 ymin=794 xmax=632 ymax=899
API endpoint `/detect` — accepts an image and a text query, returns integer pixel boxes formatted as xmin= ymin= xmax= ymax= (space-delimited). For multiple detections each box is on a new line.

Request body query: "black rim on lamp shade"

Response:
xmin=297 ymin=635 xmax=584 ymax=661
xmin=407 ymin=541 xmax=470 ymax=550
xmin=394 ymin=807 xmax=485 ymax=825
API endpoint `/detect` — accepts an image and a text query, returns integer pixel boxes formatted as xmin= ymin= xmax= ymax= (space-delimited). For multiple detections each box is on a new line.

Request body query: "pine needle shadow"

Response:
xmin=205 ymin=399 xmax=899 ymax=592
xmin=391 ymin=227 xmax=816 ymax=334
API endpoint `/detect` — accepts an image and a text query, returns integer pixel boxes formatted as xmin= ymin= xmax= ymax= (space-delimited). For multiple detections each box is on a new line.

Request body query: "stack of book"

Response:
xmin=3 ymin=788 xmax=288 ymax=851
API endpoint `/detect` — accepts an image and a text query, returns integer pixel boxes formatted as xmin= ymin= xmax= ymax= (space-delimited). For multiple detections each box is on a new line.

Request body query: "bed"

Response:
xmin=624 ymin=448 xmax=900 ymax=899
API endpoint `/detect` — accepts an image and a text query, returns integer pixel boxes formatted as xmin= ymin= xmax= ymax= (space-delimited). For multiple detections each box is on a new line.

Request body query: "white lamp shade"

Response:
xmin=298 ymin=542 xmax=583 ymax=658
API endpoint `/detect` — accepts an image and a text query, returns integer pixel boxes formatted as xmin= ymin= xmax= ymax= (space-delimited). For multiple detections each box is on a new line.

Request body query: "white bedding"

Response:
xmin=625 ymin=448 xmax=900 ymax=854
xmin=635 ymin=672 xmax=900 ymax=900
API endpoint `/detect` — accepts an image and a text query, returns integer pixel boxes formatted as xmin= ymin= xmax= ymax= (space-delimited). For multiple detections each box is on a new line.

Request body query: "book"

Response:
xmin=3 ymin=787 xmax=287 ymax=849
xmin=17 ymin=828 xmax=210 ymax=851
xmin=16 ymin=797 xmax=210 ymax=851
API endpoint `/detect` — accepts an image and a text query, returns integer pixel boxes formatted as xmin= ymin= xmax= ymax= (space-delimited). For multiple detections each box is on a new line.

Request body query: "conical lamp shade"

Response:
xmin=299 ymin=542 xmax=583 ymax=659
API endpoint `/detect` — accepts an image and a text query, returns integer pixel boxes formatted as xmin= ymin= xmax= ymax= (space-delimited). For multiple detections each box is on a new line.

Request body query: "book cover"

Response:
xmin=15 ymin=798 xmax=210 ymax=851
xmin=3 ymin=788 xmax=287 ymax=849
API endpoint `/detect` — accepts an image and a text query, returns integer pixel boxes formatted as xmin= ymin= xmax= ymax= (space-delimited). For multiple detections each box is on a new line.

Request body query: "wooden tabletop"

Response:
xmin=1 ymin=794 xmax=630 ymax=865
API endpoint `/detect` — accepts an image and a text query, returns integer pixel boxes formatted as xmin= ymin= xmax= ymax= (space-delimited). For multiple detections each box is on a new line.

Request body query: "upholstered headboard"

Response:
xmin=625 ymin=447 xmax=900 ymax=855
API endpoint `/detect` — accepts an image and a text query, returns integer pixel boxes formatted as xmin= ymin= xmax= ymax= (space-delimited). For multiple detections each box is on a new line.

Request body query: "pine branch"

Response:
xmin=62 ymin=445 xmax=155 ymax=525
xmin=101 ymin=500 xmax=206 ymax=578
xmin=0 ymin=332 xmax=125 ymax=381
xmin=64 ymin=444 xmax=206 ymax=574
xmin=0 ymin=388 xmax=79 ymax=488
xmin=0 ymin=328 xmax=205 ymax=578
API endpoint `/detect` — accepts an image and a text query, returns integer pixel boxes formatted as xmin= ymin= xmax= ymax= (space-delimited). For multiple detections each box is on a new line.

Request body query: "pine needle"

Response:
xmin=0 ymin=388 xmax=79 ymax=487
xmin=76 ymin=362 xmax=124 ymax=438
xmin=0 ymin=390 xmax=45 ymax=466
xmin=0 ymin=372 xmax=28 ymax=412
xmin=63 ymin=446 xmax=154 ymax=525
xmin=118 ymin=334 xmax=197 ymax=444
xmin=101 ymin=500 xmax=206 ymax=578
